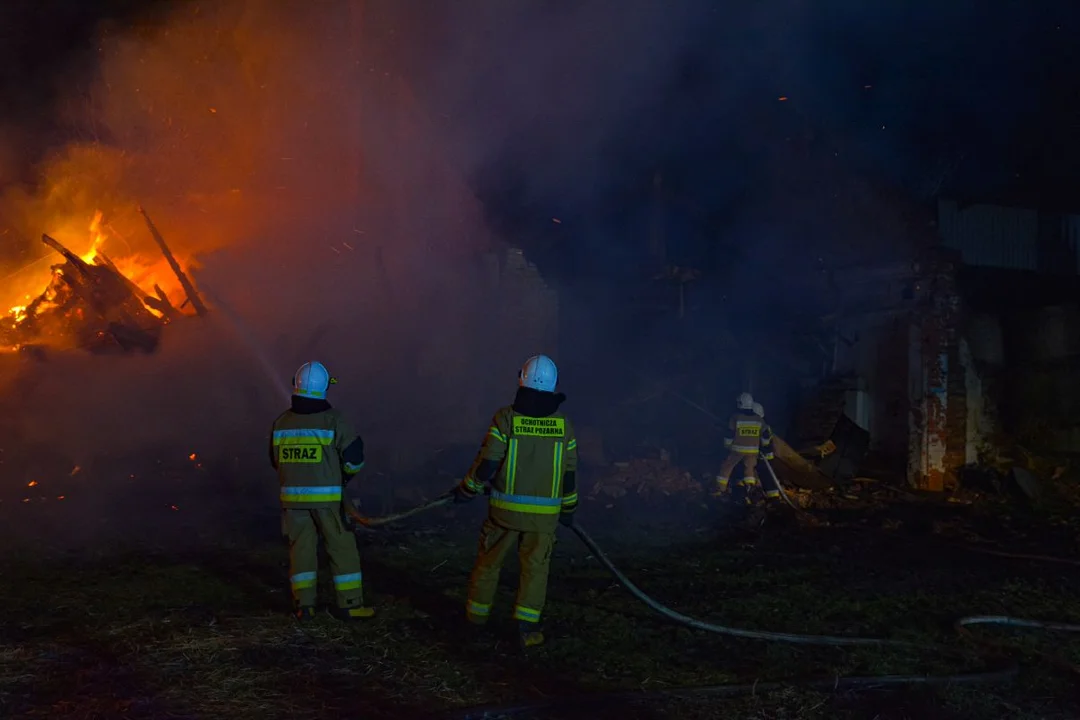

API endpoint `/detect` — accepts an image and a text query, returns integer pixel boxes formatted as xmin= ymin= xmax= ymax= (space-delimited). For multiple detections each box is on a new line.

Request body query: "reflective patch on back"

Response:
xmin=279 ymin=445 xmax=323 ymax=463
xmin=736 ymin=422 xmax=761 ymax=438
xmin=512 ymin=416 xmax=565 ymax=437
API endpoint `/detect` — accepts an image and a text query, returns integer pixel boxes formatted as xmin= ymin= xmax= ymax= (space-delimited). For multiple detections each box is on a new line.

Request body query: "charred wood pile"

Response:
xmin=0 ymin=209 xmax=206 ymax=355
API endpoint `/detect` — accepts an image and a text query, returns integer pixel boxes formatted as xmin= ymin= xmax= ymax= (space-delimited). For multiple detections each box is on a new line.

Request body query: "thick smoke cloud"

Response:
xmin=410 ymin=0 xmax=1053 ymax=269
xmin=0 ymin=1 xmax=497 ymax=538
xmin=0 ymin=0 xmax=1065 ymax=546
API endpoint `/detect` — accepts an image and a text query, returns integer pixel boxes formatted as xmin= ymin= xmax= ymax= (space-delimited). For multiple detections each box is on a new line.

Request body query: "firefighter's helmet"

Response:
xmin=753 ymin=402 xmax=765 ymax=418
xmin=519 ymin=354 xmax=558 ymax=393
xmin=736 ymin=392 xmax=754 ymax=410
xmin=293 ymin=361 xmax=337 ymax=399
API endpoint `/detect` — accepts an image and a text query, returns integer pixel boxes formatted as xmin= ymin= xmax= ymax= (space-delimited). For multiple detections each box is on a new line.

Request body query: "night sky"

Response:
xmin=1 ymin=0 xmax=1078 ymax=274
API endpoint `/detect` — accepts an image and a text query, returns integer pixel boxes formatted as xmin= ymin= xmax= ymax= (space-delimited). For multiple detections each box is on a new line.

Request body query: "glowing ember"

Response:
xmin=188 ymin=452 xmax=197 ymax=461
xmin=27 ymin=481 xmax=37 ymax=487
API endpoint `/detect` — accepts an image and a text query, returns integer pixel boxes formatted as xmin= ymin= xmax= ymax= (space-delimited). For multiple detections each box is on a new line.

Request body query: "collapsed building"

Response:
xmin=793 ymin=198 xmax=1080 ymax=492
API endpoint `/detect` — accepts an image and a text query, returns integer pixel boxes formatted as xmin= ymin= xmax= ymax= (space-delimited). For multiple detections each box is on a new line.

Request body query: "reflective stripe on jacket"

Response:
xmin=727 ymin=411 xmax=763 ymax=454
xmin=464 ymin=406 xmax=579 ymax=532
xmin=271 ymin=408 xmax=363 ymax=509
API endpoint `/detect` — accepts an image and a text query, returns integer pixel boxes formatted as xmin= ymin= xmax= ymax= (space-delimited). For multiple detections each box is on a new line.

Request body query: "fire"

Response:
xmin=84 ymin=211 xmax=107 ymax=264
xmin=0 ymin=209 xmax=197 ymax=353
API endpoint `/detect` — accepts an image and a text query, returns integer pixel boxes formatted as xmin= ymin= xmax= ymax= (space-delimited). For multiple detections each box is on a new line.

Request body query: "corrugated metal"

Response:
xmin=937 ymin=199 xmax=1039 ymax=270
xmin=1066 ymin=215 xmax=1080 ymax=275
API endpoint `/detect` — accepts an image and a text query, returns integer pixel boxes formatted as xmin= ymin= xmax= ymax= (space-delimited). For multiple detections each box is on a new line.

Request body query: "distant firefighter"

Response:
xmin=713 ymin=392 xmax=773 ymax=503
xmin=271 ymin=361 xmax=373 ymax=622
xmin=454 ymin=354 xmax=579 ymax=648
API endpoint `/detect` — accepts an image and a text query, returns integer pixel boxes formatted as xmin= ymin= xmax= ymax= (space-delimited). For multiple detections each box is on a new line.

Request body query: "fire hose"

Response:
xmin=345 ymin=492 xmax=454 ymax=528
xmin=347 ymin=492 xmax=1080 ymax=718
xmin=344 ymin=453 xmax=796 ymax=528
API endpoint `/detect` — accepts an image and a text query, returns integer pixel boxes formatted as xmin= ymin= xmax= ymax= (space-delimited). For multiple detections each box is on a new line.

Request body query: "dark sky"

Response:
xmin=1 ymin=0 xmax=1078 ymax=270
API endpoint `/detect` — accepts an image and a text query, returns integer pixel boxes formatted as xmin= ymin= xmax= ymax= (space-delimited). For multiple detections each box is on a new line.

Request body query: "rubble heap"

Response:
xmin=587 ymin=455 xmax=704 ymax=501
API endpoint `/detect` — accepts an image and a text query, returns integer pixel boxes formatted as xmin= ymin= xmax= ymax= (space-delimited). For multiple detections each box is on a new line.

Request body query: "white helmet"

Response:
xmin=736 ymin=392 xmax=754 ymax=411
xmin=293 ymin=361 xmax=336 ymax=399
xmin=752 ymin=402 xmax=764 ymax=418
xmin=519 ymin=354 xmax=558 ymax=392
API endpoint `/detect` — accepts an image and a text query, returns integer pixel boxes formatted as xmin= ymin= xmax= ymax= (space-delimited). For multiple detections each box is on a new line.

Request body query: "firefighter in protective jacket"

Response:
xmin=455 ymin=354 xmax=579 ymax=648
xmin=271 ymin=361 xmax=373 ymax=622
xmin=713 ymin=392 xmax=772 ymax=500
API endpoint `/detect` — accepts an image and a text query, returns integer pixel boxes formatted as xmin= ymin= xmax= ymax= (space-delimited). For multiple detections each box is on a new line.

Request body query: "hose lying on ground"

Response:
xmin=963 ymin=546 xmax=1080 ymax=567
xmin=354 ymin=496 xmax=1080 ymax=716
xmin=570 ymin=521 xmax=922 ymax=647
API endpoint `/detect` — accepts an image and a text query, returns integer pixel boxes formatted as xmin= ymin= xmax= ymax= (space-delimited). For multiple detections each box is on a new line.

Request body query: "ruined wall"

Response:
xmin=906 ymin=257 xmax=963 ymax=492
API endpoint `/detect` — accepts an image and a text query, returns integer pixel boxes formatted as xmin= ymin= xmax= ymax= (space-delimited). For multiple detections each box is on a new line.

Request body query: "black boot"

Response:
xmin=294 ymin=606 xmax=316 ymax=623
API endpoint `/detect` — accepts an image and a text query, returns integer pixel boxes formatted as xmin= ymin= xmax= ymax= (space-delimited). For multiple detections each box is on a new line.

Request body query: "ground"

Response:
xmin=2 ymin=464 xmax=1080 ymax=719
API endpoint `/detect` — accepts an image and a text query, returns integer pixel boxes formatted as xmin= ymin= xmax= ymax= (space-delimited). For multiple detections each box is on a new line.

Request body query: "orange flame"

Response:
xmin=2 ymin=209 xmax=194 ymax=349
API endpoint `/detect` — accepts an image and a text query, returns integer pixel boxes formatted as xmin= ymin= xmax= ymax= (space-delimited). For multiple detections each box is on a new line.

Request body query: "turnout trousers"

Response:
xmin=465 ymin=517 xmax=556 ymax=627
xmin=283 ymin=507 xmax=365 ymax=609
xmin=717 ymin=450 xmax=759 ymax=489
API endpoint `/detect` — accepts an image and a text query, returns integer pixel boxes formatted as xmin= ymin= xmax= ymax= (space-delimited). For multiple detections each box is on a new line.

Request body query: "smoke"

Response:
xmin=0 ymin=0 xmax=500 ymax=547
xmin=0 ymin=0 xmax=1060 ymax=548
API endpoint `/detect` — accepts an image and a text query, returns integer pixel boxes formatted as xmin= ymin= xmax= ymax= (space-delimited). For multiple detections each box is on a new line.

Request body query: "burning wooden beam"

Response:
xmin=138 ymin=206 xmax=209 ymax=317
xmin=41 ymin=233 xmax=95 ymax=280
xmin=38 ymin=233 xmax=163 ymax=353
xmin=144 ymin=284 xmax=180 ymax=321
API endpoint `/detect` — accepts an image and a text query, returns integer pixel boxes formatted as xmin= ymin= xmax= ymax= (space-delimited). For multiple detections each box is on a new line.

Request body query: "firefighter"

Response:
xmin=712 ymin=392 xmax=764 ymax=502
xmin=271 ymin=361 xmax=373 ymax=622
xmin=454 ymin=354 xmax=579 ymax=648
xmin=753 ymin=402 xmax=781 ymax=501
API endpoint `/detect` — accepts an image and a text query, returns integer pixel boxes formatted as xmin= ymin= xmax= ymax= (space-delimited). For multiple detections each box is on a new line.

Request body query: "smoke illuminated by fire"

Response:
xmin=0 ymin=2 xmax=390 ymax=339
xmin=0 ymin=1 xmax=498 ymax=473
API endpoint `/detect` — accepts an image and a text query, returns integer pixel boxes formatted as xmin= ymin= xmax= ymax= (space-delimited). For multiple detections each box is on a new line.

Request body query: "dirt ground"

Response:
xmin=2 ymin=455 xmax=1080 ymax=719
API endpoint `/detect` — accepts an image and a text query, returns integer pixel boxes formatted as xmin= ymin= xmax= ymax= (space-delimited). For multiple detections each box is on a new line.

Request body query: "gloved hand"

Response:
xmin=558 ymin=512 xmax=576 ymax=528
xmin=452 ymin=486 xmax=476 ymax=504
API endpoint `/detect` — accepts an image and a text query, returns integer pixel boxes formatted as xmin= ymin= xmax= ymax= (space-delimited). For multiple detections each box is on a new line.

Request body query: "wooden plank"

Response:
xmin=138 ymin=206 xmax=209 ymax=317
